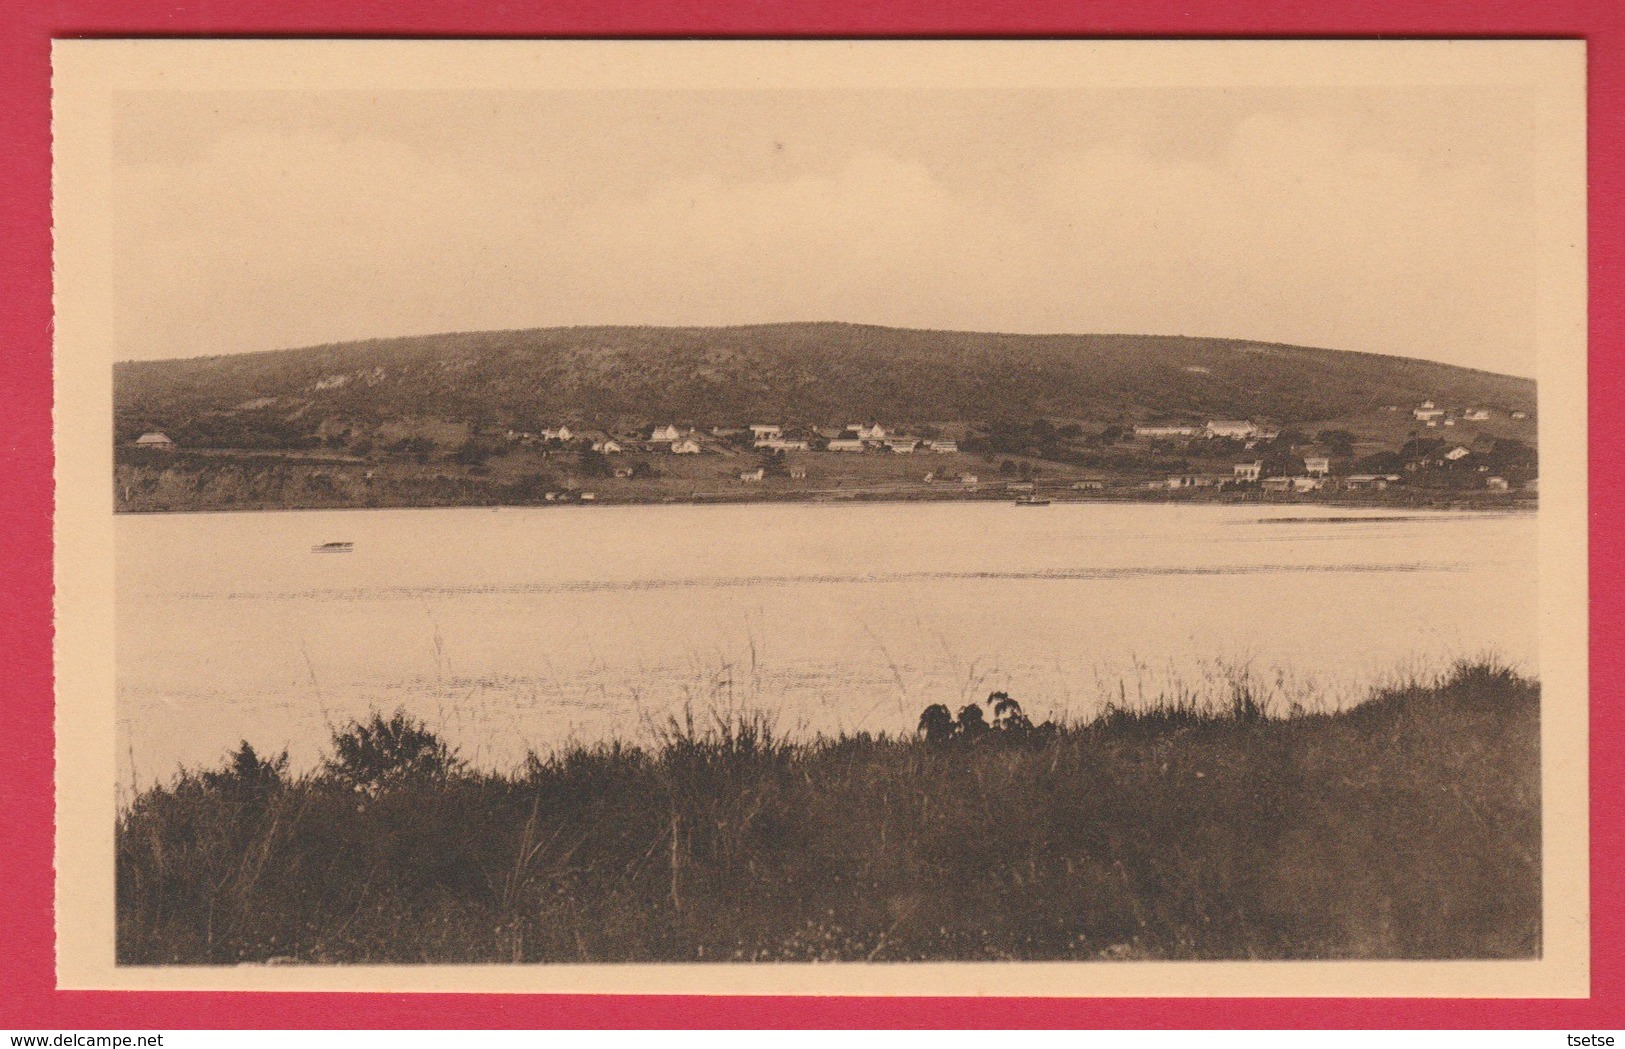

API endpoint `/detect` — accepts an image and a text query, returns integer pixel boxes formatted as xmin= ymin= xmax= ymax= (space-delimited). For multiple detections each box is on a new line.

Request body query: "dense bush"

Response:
xmin=117 ymin=663 xmax=1540 ymax=965
xmin=322 ymin=710 xmax=466 ymax=795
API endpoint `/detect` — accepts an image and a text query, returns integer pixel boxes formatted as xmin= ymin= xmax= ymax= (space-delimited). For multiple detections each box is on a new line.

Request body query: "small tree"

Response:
xmin=918 ymin=703 xmax=956 ymax=744
xmin=202 ymin=740 xmax=289 ymax=799
xmin=322 ymin=710 xmax=464 ymax=795
xmin=956 ymin=703 xmax=989 ymax=738
xmin=989 ymin=691 xmax=1032 ymax=732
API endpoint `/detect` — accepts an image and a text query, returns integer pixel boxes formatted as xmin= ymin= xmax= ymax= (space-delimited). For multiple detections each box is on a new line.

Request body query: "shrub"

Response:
xmin=202 ymin=740 xmax=289 ymax=799
xmin=989 ymin=692 xmax=1032 ymax=732
xmin=956 ymin=703 xmax=989 ymax=737
xmin=917 ymin=703 xmax=955 ymax=744
xmin=321 ymin=710 xmax=465 ymax=795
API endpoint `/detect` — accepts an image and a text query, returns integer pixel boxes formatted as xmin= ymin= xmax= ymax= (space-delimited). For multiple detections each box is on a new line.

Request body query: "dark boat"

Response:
xmin=311 ymin=541 xmax=354 ymax=553
xmin=1013 ymin=496 xmax=1051 ymax=506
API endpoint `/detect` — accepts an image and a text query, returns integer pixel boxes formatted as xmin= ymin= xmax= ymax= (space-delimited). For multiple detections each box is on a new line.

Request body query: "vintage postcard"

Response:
xmin=52 ymin=38 xmax=1588 ymax=995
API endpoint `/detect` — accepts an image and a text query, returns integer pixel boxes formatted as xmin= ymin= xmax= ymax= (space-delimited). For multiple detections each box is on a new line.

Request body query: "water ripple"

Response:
xmin=168 ymin=560 xmax=1474 ymax=602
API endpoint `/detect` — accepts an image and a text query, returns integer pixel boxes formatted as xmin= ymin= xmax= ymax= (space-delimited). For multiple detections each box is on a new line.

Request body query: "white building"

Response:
xmin=749 ymin=424 xmax=783 ymax=439
xmin=134 ymin=432 xmax=174 ymax=448
xmin=651 ymin=425 xmax=683 ymax=442
xmin=1135 ymin=424 xmax=1200 ymax=438
xmin=1233 ymin=461 xmax=1263 ymax=482
xmin=1206 ymin=420 xmax=1258 ymax=439
xmin=827 ymin=438 xmax=866 ymax=453
xmin=738 ymin=468 xmax=765 ymax=483
xmin=1303 ymin=456 xmax=1331 ymax=477
xmin=926 ymin=439 xmax=959 ymax=453
xmin=670 ymin=439 xmax=701 ymax=454
xmin=591 ymin=439 xmax=623 ymax=454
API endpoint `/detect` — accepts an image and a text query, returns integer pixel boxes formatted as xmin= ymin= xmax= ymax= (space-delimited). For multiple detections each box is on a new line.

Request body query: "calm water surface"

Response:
xmin=116 ymin=502 xmax=1537 ymax=783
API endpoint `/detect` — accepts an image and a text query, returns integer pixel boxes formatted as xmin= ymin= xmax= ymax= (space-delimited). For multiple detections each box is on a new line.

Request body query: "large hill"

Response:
xmin=114 ymin=322 xmax=1535 ymax=438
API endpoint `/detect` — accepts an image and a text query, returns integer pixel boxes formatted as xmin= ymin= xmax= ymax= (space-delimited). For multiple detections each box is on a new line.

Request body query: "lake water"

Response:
xmin=116 ymin=502 xmax=1537 ymax=784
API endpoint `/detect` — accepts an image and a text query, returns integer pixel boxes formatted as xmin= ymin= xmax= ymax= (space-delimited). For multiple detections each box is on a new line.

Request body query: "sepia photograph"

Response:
xmin=50 ymin=39 xmax=1588 ymax=995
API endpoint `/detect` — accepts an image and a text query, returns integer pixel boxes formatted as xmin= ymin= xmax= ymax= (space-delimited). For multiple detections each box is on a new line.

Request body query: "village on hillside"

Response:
xmin=118 ymin=390 xmax=1538 ymax=512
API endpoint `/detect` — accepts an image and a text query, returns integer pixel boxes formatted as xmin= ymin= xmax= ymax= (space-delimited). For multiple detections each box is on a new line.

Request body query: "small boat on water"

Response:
xmin=311 ymin=541 xmax=354 ymax=553
xmin=1013 ymin=496 xmax=1051 ymax=506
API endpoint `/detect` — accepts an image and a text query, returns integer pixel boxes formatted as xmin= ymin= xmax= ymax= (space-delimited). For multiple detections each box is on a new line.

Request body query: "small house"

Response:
xmin=1071 ymin=478 xmax=1106 ymax=490
xmin=739 ymin=468 xmax=765 ymax=483
xmin=592 ymin=439 xmax=623 ymax=454
xmin=926 ymin=439 xmax=959 ymax=453
xmin=1463 ymin=408 xmax=1491 ymax=421
xmin=134 ymin=432 xmax=175 ymax=449
xmin=651 ymin=425 xmax=684 ymax=442
xmin=827 ymin=437 xmax=866 ymax=453
xmin=1413 ymin=407 xmax=1446 ymax=422
xmin=884 ymin=438 xmax=920 ymax=454
xmin=1511 ymin=410 xmax=1529 ymax=420
xmin=1233 ymin=461 xmax=1263 ymax=482
xmin=671 ymin=439 xmax=702 ymax=455
xmin=1444 ymin=446 xmax=1473 ymax=462
xmin=789 ymin=466 xmax=808 ymax=480
xmin=1486 ymin=476 xmax=1510 ymax=491
xmin=1303 ymin=456 xmax=1331 ymax=478
xmin=749 ymin=424 xmax=783 ymax=440
xmin=959 ymin=474 xmax=979 ymax=486
xmin=1261 ymin=477 xmax=1293 ymax=493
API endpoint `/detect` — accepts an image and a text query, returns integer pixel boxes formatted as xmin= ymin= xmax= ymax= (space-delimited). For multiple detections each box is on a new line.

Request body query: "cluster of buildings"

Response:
xmin=1144 ymin=440 xmax=1525 ymax=495
xmin=506 ymin=422 xmax=959 ymax=457
xmin=1406 ymin=401 xmax=1528 ymax=428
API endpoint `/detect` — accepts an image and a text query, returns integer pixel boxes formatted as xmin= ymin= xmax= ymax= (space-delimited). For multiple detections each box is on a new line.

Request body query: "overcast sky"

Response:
xmin=112 ymin=86 xmax=1540 ymax=376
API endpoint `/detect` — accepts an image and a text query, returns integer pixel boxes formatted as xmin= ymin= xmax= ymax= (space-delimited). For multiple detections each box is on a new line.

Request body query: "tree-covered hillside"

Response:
xmin=114 ymin=322 xmax=1535 ymax=441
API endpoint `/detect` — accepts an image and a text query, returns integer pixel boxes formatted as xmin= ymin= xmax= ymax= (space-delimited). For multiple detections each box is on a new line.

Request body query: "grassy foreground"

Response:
xmin=116 ymin=661 xmax=1540 ymax=965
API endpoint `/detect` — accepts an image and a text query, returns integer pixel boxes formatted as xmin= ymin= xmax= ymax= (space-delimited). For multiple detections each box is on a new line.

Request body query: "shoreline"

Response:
xmin=112 ymin=485 xmax=1538 ymax=516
